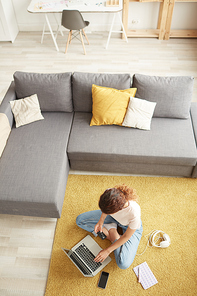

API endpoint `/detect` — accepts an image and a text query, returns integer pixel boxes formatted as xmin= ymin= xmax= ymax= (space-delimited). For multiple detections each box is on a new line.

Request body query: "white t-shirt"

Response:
xmin=110 ymin=200 xmax=141 ymax=229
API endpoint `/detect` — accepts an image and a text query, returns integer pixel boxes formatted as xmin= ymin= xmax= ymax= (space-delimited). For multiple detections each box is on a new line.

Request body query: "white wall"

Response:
xmin=171 ymin=3 xmax=197 ymax=30
xmin=12 ymin=0 xmax=197 ymax=32
xmin=127 ymin=2 xmax=197 ymax=30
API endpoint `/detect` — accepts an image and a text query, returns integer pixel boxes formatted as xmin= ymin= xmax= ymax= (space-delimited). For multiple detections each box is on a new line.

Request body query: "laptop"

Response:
xmin=61 ymin=235 xmax=111 ymax=277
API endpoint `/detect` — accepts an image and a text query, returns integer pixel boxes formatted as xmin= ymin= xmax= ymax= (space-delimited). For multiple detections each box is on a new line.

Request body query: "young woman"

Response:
xmin=76 ymin=184 xmax=143 ymax=270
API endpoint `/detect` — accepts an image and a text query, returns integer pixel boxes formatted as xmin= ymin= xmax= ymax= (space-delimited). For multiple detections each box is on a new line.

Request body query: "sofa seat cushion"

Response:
xmin=0 ymin=112 xmax=73 ymax=217
xmin=68 ymin=112 xmax=197 ymax=167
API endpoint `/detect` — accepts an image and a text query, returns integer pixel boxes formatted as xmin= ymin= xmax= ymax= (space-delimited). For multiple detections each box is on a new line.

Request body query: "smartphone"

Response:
xmin=98 ymin=271 xmax=109 ymax=289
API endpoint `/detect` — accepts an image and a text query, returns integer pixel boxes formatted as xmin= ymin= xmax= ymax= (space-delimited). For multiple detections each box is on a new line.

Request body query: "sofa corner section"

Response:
xmin=0 ymin=76 xmax=73 ymax=218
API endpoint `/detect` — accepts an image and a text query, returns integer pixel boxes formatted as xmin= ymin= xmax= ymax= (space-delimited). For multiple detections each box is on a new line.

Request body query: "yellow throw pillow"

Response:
xmin=90 ymin=85 xmax=137 ymax=126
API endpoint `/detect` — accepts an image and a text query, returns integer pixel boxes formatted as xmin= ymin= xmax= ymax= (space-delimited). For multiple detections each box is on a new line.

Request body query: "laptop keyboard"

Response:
xmin=74 ymin=243 xmax=102 ymax=272
xmin=70 ymin=252 xmax=92 ymax=275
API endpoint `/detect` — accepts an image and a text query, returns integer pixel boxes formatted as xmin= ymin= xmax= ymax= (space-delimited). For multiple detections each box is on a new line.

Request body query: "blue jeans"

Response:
xmin=76 ymin=210 xmax=143 ymax=270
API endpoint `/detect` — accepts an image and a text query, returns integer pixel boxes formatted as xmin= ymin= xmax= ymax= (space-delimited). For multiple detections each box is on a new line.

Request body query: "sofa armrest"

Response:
xmin=191 ymin=102 xmax=197 ymax=177
xmin=191 ymin=102 xmax=197 ymax=145
xmin=0 ymin=81 xmax=16 ymax=128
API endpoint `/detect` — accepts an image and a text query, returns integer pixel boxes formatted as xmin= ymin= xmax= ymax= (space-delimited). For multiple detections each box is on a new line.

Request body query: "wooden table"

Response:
xmin=122 ymin=0 xmax=197 ymax=40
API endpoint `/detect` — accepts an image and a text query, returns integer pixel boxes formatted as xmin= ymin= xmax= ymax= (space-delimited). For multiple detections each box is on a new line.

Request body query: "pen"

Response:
xmin=138 ymin=266 xmax=141 ymax=283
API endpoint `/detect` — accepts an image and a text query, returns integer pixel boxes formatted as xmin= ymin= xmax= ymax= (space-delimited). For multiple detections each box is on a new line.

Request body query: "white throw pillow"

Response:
xmin=122 ymin=97 xmax=156 ymax=130
xmin=10 ymin=94 xmax=44 ymax=128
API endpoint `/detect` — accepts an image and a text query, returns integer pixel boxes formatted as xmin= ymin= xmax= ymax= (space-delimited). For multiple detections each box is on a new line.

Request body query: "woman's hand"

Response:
xmin=94 ymin=249 xmax=110 ymax=263
xmin=94 ymin=222 xmax=103 ymax=234
xmin=94 ymin=212 xmax=107 ymax=234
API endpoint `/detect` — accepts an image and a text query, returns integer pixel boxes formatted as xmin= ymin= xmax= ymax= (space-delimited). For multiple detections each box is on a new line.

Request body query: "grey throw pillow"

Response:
xmin=132 ymin=74 xmax=194 ymax=119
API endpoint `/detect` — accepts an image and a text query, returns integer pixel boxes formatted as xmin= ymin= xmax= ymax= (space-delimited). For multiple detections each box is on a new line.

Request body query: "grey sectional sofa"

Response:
xmin=0 ymin=71 xmax=196 ymax=218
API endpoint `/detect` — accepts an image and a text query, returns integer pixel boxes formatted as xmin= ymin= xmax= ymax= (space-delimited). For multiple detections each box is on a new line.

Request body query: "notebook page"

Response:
xmin=133 ymin=261 xmax=158 ymax=290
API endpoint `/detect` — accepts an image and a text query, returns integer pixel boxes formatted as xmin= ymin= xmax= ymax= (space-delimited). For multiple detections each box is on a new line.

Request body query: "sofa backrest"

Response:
xmin=72 ymin=72 xmax=131 ymax=112
xmin=14 ymin=71 xmax=73 ymax=112
xmin=132 ymin=74 xmax=194 ymax=119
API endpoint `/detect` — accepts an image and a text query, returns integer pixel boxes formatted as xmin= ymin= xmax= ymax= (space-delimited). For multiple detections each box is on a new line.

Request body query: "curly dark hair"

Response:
xmin=99 ymin=184 xmax=138 ymax=214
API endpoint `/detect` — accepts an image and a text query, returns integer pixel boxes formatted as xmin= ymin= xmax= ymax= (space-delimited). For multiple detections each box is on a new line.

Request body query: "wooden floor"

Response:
xmin=0 ymin=32 xmax=197 ymax=296
xmin=0 ymin=31 xmax=197 ymax=102
xmin=0 ymin=215 xmax=57 ymax=296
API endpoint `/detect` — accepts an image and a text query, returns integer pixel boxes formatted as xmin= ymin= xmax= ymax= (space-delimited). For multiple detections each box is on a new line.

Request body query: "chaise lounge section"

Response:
xmin=0 ymin=72 xmax=73 ymax=218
